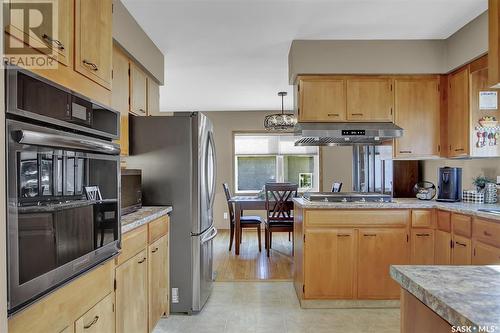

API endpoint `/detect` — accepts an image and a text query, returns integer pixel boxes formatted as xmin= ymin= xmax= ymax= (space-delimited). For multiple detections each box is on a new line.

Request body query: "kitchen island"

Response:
xmin=391 ymin=265 xmax=500 ymax=332
xmin=292 ymin=197 xmax=500 ymax=308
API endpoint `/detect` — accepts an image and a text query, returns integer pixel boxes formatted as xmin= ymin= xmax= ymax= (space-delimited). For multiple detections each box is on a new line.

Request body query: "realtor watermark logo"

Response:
xmin=3 ymin=0 xmax=59 ymax=69
xmin=452 ymin=325 xmax=498 ymax=333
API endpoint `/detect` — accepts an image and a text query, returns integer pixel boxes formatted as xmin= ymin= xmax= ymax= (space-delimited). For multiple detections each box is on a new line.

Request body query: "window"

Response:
xmin=234 ymin=134 xmax=319 ymax=193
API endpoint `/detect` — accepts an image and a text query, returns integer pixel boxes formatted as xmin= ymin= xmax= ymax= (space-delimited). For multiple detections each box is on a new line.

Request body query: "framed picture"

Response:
xmin=299 ymin=173 xmax=313 ymax=189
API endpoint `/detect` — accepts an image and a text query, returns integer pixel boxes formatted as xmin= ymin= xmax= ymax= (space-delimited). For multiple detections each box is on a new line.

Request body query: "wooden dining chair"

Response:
xmin=222 ymin=183 xmax=263 ymax=252
xmin=264 ymin=182 xmax=298 ymax=257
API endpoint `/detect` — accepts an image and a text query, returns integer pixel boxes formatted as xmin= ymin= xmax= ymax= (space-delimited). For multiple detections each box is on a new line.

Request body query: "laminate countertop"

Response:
xmin=293 ymin=197 xmax=500 ymax=222
xmin=391 ymin=265 xmax=500 ymax=329
xmin=121 ymin=206 xmax=172 ymax=233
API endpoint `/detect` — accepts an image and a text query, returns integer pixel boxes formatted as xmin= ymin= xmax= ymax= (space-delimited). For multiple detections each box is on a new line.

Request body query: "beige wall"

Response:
xmin=288 ymin=11 xmax=487 ymax=83
xmin=113 ymin=0 xmax=165 ymax=84
xmin=422 ymin=158 xmax=500 ymax=190
xmin=205 ymin=111 xmax=353 ymax=230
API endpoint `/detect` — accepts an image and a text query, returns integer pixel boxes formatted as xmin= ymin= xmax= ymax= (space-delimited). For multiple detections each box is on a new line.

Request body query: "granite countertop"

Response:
xmin=121 ymin=206 xmax=172 ymax=233
xmin=293 ymin=197 xmax=500 ymax=222
xmin=391 ymin=265 xmax=500 ymax=329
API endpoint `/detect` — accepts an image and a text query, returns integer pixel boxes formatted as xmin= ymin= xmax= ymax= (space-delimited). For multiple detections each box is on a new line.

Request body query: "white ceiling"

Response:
xmin=122 ymin=0 xmax=487 ymax=112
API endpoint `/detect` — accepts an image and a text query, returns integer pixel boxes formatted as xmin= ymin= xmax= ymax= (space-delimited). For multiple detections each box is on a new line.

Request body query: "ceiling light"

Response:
xmin=264 ymin=92 xmax=297 ymax=131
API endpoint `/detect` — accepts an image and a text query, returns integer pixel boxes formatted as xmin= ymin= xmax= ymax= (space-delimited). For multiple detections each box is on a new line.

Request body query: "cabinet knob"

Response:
xmin=83 ymin=316 xmax=99 ymax=329
xmin=42 ymin=34 xmax=65 ymax=50
xmin=152 ymin=247 xmax=159 ymax=253
xmin=138 ymin=257 xmax=147 ymax=264
xmin=83 ymin=60 xmax=99 ymax=71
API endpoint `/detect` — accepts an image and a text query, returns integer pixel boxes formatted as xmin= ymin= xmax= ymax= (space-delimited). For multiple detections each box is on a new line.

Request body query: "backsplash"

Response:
xmin=421 ymin=158 xmax=500 ymax=190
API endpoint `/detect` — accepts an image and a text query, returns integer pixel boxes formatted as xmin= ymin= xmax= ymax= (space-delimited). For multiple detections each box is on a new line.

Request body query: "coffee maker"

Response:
xmin=436 ymin=167 xmax=462 ymax=202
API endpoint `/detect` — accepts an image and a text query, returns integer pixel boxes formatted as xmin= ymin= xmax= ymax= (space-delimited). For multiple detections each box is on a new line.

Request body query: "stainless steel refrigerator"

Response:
xmin=127 ymin=112 xmax=217 ymax=314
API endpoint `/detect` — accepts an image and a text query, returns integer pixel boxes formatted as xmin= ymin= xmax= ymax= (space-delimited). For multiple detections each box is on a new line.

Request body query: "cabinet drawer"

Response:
xmin=149 ymin=215 xmax=169 ymax=243
xmin=305 ymin=210 xmax=409 ymax=227
xmin=437 ymin=210 xmax=451 ymax=232
xmin=411 ymin=210 xmax=434 ymax=228
xmin=75 ymin=293 xmax=114 ymax=333
xmin=117 ymin=225 xmax=147 ymax=266
xmin=473 ymin=218 xmax=500 ymax=248
xmin=451 ymin=213 xmax=471 ymax=238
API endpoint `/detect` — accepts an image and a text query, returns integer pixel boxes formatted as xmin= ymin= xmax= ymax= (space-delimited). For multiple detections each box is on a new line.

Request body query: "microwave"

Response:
xmin=121 ymin=169 xmax=142 ymax=215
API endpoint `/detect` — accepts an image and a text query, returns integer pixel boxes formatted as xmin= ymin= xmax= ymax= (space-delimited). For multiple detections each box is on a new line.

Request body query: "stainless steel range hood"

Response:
xmin=294 ymin=122 xmax=403 ymax=146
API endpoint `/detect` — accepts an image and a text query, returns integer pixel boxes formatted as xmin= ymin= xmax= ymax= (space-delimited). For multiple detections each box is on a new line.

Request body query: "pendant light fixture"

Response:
xmin=264 ymin=91 xmax=297 ymax=131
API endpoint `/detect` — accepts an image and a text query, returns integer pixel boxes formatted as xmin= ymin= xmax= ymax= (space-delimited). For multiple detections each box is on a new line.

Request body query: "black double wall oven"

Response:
xmin=6 ymin=68 xmax=121 ymax=313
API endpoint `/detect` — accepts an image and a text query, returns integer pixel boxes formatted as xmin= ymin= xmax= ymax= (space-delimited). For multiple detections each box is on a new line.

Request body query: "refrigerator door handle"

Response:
xmin=201 ymin=227 xmax=218 ymax=243
xmin=206 ymin=131 xmax=217 ymax=208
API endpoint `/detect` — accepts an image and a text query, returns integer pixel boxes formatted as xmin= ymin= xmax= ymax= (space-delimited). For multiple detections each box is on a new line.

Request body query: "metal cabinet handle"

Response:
xmin=327 ymin=113 xmax=340 ymax=117
xmin=337 ymin=234 xmax=351 ymax=237
xmin=351 ymin=113 xmax=364 ymax=116
xmin=152 ymin=247 xmax=159 ymax=253
xmin=455 ymin=241 xmax=467 ymax=247
xmin=484 ymin=231 xmax=493 ymax=237
xmin=416 ymin=233 xmax=430 ymax=237
xmin=84 ymin=316 xmax=99 ymax=329
xmin=399 ymin=150 xmax=412 ymax=154
xmin=454 ymin=148 xmax=465 ymax=152
xmin=139 ymin=108 xmax=146 ymax=114
xmin=363 ymin=234 xmax=377 ymax=237
xmin=83 ymin=60 xmax=99 ymax=71
xmin=42 ymin=34 xmax=65 ymax=50
xmin=138 ymin=257 xmax=146 ymax=264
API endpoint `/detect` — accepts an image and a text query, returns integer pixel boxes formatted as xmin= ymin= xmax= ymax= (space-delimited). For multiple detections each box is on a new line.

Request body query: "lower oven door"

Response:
xmin=6 ymin=119 xmax=121 ymax=313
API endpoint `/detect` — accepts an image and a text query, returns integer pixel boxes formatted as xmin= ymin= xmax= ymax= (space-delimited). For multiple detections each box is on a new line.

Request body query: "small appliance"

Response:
xmin=413 ymin=182 xmax=436 ymax=200
xmin=121 ymin=169 xmax=142 ymax=215
xmin=436 ymin=167 xmax=462 ymax=202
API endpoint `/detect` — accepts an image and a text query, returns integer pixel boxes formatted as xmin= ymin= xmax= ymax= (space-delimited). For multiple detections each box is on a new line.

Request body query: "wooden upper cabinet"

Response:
xmin=75 ymin=0 xmax=113 ymax=89
xmin=6 ymin=0 xmax=73 ymax=67
xmin=75 ymin=293 xmax=115 ymax=333
xmin=357 ymin=228 xmax=409 ymax=299
xmin=346 ymin=78 xmax=394 ymax=122
xmin=130 ymin=62 xmax=148 ymax=116
xmin=147 ymin=78 xmax=161 ymax=116
xmin=304 ymin=228 xmax=356 ymax=299
xmin=112 ymin=45 xmax=130 ymax=113
xmin=148 ymin=235 xmax=169 ymax=329
xmin=298 ymin=78 xmax=346 ymax=122
xmin=447 ymin=67 xmax=470 ymax=157
xmin=489 ymin=0 xmax=500 ymax=88
xmin=394 ymin=78 xmax=440 ymax=158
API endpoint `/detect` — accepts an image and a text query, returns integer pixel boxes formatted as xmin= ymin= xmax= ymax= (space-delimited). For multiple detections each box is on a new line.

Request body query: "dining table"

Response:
xmin=228 ymin=195 xmax=267 ymax=255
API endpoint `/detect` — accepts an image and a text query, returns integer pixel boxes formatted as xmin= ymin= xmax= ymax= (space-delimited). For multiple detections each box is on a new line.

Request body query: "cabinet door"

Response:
xmin=298 ymin=78 xmax=346 ymax=122
xmin=148 ymin=235 xmax=169 ymax=330
xmin=304 ymin=229 xmax=356 ymax=299
xmin=75 ymin=0 xmax=113 ymax=89
xmin=130 ymin=63 xmax=148 ymax=116
xmin=346 ymin=78 xmax=393 ymax=122
xmin=434 ymin=230 xmax=451 ymax=265
xmin=472 ymin=241 xmax=500 ymax=265
xmin=6 ymin=0 xmax=73 ymax=66
xmin=112 ymin=45 xmax=130 ymax=113
xmin=147 ymin=78 xmax=161 ymax=116
xmin=452 ymin=234 xmax=472 ymax=265
xmin=448 ymin=67 xmax=469 ymax=157
xmin=410 ymin=229 xmax=435 ymax=265
xmin=394 ymin=78 xmax=440 ymax=158
xmin=357 ymin=228 xmax=409 ymax=299
xmin=116 ymin=249 xmax=148 ymax=333
xmin=118 ymin=115 xmax=129 ymax=156
xmin=75 ymin=293 xmax=114 ymax=333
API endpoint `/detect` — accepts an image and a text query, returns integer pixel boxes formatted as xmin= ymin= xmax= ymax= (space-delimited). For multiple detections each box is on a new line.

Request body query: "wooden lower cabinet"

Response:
xmin=434 ymin=230 xmax=451 ymax=265
xmin=304 ymin=228 xmax=356 ymax=299
xmin=410 ymin=229 xmax=434 ymax=265
xmin=357 ymin=228 xmax=409 ymax=299
xmin=75 ymin=293 xmax=115 ymax=333
xmin=472 ymin=240 xmax=500 ymax=264
xmin=451 ymin=234 xmax=472 ymax=265
xmin=116 ymin=250 xmax=149 ymax=333
xmin=148 ymin=235 xmax=169 ymax=329
xmin=400 ymin=289 xmax=452 ymax=333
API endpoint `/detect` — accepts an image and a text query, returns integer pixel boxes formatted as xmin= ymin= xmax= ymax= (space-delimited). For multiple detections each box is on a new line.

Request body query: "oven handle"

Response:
xmin=14 ymin=129 xmax=120 ymax=155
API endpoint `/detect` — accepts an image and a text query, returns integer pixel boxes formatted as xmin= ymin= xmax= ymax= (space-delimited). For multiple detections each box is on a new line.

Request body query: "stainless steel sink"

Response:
xmin=477 ymin=209 xmax=500 ymax=215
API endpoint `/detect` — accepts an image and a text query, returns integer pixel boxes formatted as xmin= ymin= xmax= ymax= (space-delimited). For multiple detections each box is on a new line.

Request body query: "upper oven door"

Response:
xmin=6 ymin=67 xmax=120 ymax=140
xmin=6 ymin=119 xmax=121 ymax=312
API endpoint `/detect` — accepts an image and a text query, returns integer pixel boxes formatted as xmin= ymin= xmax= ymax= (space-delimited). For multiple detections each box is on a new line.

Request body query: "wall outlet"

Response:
xmin=171 ymin=288 xmax=179 ymax=303
xmin=223 ymin=212 xmax=228 ymax=220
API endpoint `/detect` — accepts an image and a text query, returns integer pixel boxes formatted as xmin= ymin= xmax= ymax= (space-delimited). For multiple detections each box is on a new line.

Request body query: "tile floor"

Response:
xmin=153 ymin=282 xmax=400 ymax=333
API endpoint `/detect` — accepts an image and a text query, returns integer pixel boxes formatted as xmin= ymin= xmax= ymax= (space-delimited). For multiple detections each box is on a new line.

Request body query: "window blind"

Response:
xmin=234 ymin=134 xmax=318 ymax=155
